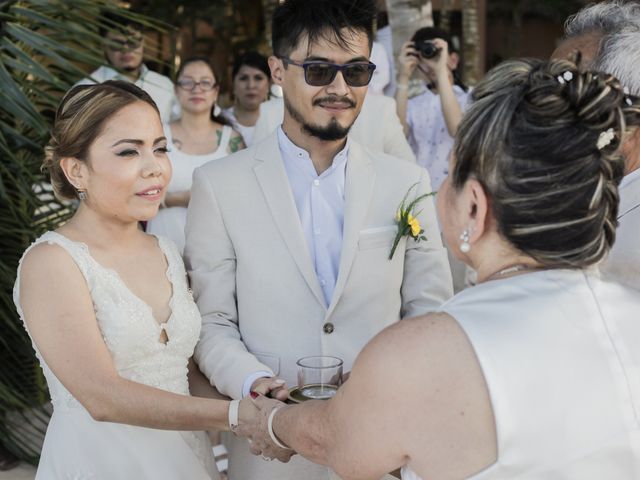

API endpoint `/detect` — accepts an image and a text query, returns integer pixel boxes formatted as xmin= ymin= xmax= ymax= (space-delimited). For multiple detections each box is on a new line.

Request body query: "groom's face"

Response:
xmin=272 ymin=28 xmax=371 ymax=141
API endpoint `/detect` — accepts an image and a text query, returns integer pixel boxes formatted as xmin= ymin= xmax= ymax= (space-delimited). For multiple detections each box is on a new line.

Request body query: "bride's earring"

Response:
xmin=459 ymin=229 xmax=471 ymax=253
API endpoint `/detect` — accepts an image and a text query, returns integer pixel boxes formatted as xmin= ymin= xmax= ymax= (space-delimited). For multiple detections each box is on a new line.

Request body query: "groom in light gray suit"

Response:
xmin=185 ymin=0 xmax=453 ymax=478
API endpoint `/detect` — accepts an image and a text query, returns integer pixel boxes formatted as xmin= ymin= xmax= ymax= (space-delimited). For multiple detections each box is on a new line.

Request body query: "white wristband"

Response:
xmin=267 ymin=406 xmax=291 ymax=450
xmin=228 ymin=399 xmax=240 ymax=433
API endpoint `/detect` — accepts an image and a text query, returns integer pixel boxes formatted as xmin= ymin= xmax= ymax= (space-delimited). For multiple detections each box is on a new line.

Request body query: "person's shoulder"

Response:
xmin=195 ymin=141 xmax=258 ymax=177
xmin=74 ymin=65 xmax=109 ymax=87
xmin=351 ymin=140 xmax=424 ymax=177
xmin=144 ymin=69 xmax=174 ymax=90
xmin=359 ymin=312 xmax=462 ymax=375
xmin=20 ymin=237 xmax=78 ymax=281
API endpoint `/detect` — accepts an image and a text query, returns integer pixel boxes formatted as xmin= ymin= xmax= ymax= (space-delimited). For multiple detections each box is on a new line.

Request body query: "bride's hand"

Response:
xmin=237 ymin=395 xmax=295 ymax=462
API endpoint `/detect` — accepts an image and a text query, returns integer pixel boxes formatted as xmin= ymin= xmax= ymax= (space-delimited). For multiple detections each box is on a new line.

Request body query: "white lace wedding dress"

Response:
xmin=13 ymin=231 xmax=218 ymax=479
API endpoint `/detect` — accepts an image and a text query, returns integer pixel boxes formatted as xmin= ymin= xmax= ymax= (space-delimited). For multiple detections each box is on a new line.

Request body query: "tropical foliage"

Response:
xmin=0 ymin=0 xmax=164 ymax=463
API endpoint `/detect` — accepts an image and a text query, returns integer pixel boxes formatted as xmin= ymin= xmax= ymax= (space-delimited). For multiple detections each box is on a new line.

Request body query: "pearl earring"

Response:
xmin=459 ymin=229 xmax=471 ymax=253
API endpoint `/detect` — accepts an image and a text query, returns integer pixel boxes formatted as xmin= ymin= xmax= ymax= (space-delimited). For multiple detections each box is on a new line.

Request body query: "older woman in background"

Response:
xmin=241 ymin=57 xmax=640 ymax=479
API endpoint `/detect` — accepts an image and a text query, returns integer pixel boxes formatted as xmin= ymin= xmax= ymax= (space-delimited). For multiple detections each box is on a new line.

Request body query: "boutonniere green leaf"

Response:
xmin=389 ymin=183 xmax=436 ymax=260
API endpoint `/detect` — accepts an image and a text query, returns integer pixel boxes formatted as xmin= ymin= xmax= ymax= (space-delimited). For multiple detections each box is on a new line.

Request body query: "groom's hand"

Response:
xmin=250 ymin=376 xmax=289 ymax=401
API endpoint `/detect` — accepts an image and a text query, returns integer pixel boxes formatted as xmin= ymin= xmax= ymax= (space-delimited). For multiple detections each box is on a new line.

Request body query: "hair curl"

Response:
xmin=452 ymin=57 xmax=640 ymax=268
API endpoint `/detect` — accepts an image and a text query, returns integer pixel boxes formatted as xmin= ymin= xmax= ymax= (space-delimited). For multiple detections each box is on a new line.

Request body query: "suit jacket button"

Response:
xmin=323 ymin=322 xmax=334 ymax=334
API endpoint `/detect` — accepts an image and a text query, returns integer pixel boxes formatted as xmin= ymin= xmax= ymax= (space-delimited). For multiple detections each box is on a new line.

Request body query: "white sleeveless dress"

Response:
xmin=13 ymin=231 xmax=218 ymax=479
xmin=146 ymin=124 xmax=233 ymax=255
xmin=402 ymin=269 xmax=640 ymax=480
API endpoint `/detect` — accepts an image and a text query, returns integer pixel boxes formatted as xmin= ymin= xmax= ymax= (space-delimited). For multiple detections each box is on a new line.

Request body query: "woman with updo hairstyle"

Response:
xmin=239 ymin=58 xmax=640 ymax=479
xmin=14 ymin=80 xmax=261 ymax=479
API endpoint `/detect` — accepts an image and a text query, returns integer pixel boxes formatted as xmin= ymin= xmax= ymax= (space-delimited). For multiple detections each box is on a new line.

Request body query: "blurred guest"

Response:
xmin=146 ymin=57 xmax=245 ymax=254
xmin=396 ymin=27 xmax=470 ymax=190
xmin=368 ymin=41 xmax=391 ymax=95
xmin=77 ymin=10 xmax=176 ymax=123
xmin=554 ymin=1 xmax=640 ymax=291
xmin=242 ymin=57 xmax=640 ymax=480
xmin=223 ymin=51 xmax=271 ymax=147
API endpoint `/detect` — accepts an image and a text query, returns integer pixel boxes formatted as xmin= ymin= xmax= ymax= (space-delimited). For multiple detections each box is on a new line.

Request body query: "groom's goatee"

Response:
xmin=284 ymin=97 xmax=355 ymax=141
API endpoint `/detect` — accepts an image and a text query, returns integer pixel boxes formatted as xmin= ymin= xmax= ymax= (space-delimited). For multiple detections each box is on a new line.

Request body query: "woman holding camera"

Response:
xmin=396 ymin=27 xmax=470 ymax=191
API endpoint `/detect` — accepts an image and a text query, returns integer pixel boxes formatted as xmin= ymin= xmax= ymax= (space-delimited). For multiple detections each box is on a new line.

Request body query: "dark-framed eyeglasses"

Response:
xmin=176 ymin=78 xmax=218 ymax=91
xmin=279 ymin=57 xmax=376 ymax=87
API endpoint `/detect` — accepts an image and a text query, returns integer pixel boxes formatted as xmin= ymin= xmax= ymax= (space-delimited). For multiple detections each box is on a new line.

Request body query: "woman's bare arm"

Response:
xmin=247 ymin=314 xmax=497 ymax=480
xmin=19 ymin=243 xmax=231 ymax=431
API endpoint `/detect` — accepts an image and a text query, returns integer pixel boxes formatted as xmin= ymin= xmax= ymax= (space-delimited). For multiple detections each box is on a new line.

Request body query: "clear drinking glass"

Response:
xmin=296 ymin=356 xmax=343 ymax=400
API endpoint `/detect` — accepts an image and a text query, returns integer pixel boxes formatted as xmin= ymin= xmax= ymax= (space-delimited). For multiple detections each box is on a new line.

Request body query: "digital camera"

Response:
xmin=415 ymin=41 xmax=441 ymax=59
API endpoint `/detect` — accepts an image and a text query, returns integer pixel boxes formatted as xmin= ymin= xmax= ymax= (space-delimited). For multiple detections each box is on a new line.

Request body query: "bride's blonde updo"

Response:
xmin=452 ymin=57 xmax=640 ymax=268
xmin=43 ymin=80 xmax=159 ymax=200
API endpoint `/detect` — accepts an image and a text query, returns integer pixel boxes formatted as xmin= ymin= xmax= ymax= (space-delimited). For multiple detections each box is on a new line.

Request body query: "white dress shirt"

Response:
xmin=241 ymin=127 xmax=349 ymax=396
xmin=277 ymin=127 xmax=348 ymax=306
xmin=76 ymin=64 xmax=177 ymax=122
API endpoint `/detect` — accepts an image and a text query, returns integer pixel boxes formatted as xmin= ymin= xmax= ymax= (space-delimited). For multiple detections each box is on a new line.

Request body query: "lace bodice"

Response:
xmin=13 ymin=231 xmax=203 ymax=413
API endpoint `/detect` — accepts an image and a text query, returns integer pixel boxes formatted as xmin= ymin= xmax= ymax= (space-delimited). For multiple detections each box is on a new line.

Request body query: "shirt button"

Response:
xmin=323 ymin=322 xmax=334 ymax=334
xmin=320 ymin=279 xmax=326 ymax=286
xmin=313 ymin=179 xmax=320 ymax=186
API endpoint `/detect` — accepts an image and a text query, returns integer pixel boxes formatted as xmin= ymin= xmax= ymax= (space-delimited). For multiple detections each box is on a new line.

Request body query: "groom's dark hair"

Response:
xmin=272 ymin=0 xmax=376 ymax=58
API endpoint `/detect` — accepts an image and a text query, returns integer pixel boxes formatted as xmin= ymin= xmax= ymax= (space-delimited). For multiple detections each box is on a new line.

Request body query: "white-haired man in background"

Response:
xmin=554 ymin=1 xmax=640 ymax=290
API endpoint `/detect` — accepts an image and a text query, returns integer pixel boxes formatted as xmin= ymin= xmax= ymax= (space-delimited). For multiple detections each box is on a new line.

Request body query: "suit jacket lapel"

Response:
xmin=326 ymin=143 xmax=376 ymax=319
xmin=253 ymin=134 xmax=326 ymax=309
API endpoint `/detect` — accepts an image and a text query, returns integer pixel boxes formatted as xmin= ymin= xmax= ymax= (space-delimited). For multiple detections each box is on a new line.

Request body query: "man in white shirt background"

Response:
xmin=185 ymin=0 xmax=453 ymax=478
xmin=553 ymin=1 xmax=640 ymax=290
xmin=77 ymin=11 xmax=176 ymax=123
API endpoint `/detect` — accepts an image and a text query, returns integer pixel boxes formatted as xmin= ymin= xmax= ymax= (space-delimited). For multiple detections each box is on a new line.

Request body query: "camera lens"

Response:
xmin=417 ymin=41 xmax=440 ymax=59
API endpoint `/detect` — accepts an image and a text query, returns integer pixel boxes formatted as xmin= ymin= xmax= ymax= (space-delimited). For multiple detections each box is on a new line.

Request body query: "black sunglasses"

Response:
xmin=280 ymin=57 xmax=376 ymax=87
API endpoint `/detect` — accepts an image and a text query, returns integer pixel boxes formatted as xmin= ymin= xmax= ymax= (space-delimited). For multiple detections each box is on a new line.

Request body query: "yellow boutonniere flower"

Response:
xmin=389 ymin=183 xmax=435 ymax=260
xmin=408 ymin=214 xmax=421 ymax=237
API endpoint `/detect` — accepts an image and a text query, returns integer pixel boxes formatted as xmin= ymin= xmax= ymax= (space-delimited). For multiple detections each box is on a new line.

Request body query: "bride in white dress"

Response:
xmin=240 ymin=58 xmax=640 ymax=478
xmin=13 ymin=81 xmax=268 ymax=479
